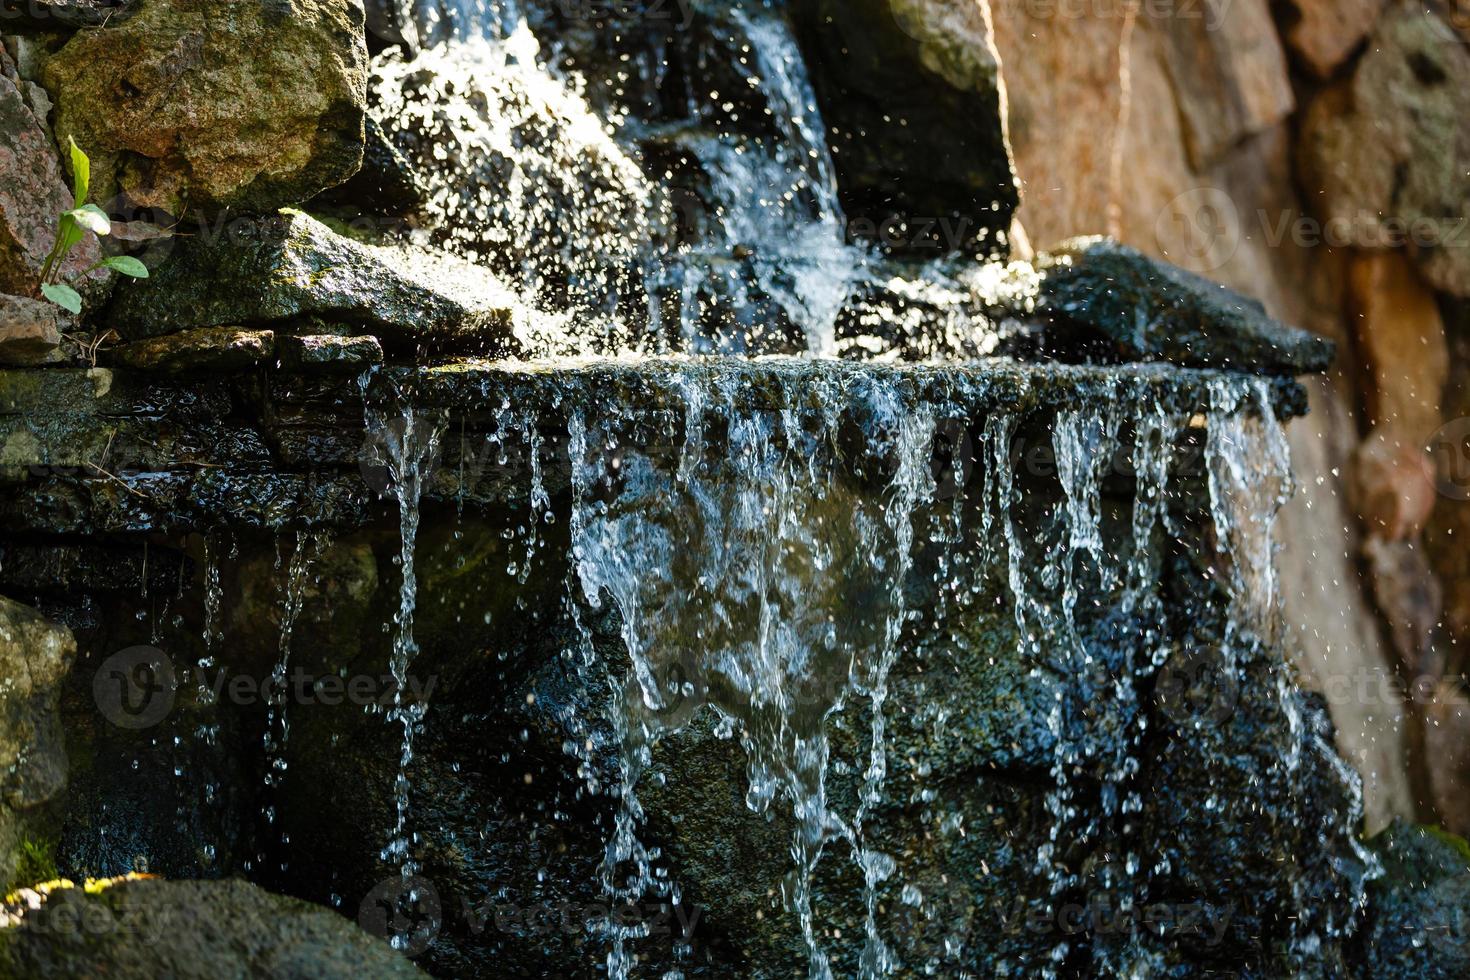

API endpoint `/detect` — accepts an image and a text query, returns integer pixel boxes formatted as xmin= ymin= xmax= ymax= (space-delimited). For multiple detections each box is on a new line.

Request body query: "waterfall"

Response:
xmin=376 ymin=0 xmax=865 ymax=357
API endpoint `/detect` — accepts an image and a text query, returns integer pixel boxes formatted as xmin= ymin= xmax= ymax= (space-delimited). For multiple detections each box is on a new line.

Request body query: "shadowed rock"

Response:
xmin=107 ymin=211 xmax=526 ymax=355
xmin=106 ymin=326 xmax=275 ymax=376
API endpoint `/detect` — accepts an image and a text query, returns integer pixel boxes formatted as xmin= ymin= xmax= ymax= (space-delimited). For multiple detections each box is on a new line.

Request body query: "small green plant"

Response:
xmin=37 ymin=137 xmax=150 ymax=314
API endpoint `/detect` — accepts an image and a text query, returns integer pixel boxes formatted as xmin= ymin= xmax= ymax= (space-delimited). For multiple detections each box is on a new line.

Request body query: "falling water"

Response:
xmin=364 ymin=397 xmax=447 ymax=886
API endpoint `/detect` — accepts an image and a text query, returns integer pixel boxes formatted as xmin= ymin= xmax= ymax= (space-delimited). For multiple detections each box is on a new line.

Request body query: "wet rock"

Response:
xmin=1298 ymin=2 xmax=1470 ymax=296
xmin=0 ymin=295 xmax=64 ymax=366
xmin=0 ymin=877 xmax=429 ymax=977
xmin=1281 ymin=0 xmax=1386 ymax=78
xmin=106 ymin=327 xmax=274 ymax=376
xmin=368 ymin=37 xmax=656 ymax=314
xmin=1358 ymin=823 xmax=1470 ymax=978
xmin=41 ymin=0 xmax=367 ymax=217
xmin=107 ymin=210 xmax=523 ymax=354
xmin=0 ymin=49 xmax=101 ymax=300
xmin=310 ymin=115 xmax=428 ymax=222
xmin=277 ymin=333 xmax=383 ymax=374
xmin=1020 ymin=237 xmax=1336 ymax=373
xmin=789 ymin=0 xmax=1017 ymax=257
xmin=0 ymin=596 xmax=74 ymax=890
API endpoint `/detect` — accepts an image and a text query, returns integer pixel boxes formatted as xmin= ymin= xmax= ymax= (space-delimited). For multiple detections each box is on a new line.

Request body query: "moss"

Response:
xmin=11 ymin=836 xmax=58 ymax=891
xmin=1420 ymin=825 xmax=1470 ymax=867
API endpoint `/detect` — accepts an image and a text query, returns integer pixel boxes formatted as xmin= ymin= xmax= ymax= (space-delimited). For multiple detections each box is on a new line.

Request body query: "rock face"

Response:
xmin=41 ymin=0 xmax=368 ymax=217
xmin=790 ymin=0 xmax=1017 ymax=256
xmin=0 ymin=597 xmax=74 ymax=890
xmin=1298 ymin=2 xmax=1470 ymax=296
xmin=106 ymin=210 xmax=526 ymax=355
xmin=0 ymin=877 xmax=429 ymax=977
xmin=0 ymin=296 xmax=64 ymax=367
xmin=0 ymin=49 xmax=101 ymax=300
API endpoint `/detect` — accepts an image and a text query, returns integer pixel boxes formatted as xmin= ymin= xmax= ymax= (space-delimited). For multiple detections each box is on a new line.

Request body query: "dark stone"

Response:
xmin=1023 ymin=237 xmax=1337 ymax=374
xmin=311 ymin=115 xmax=429 ymax=222
xmin=1357 ymin=823 xmax=1470 ymax=978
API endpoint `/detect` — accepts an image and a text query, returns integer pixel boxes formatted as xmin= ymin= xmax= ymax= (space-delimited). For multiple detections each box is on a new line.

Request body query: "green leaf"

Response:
xmin=66 ymin=206 xmax=111 ymax=237
xmin=41 ymin=282 xmax=82 ymax=315
xmin=56 ymin=212 xmax=84 ymax=255
xmin=100 ymin=255 xmax=149 ymax=278
xmin=67 ymin=136 xmax=90 ymax=207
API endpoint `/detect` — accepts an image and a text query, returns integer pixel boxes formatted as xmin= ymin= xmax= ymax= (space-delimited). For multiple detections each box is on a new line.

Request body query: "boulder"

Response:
xmin=0 ymin=50 xmax=102 ymax=300
xmin=1298 ymin=2 xmax=1470 ymax=296
xmin=106 ymin=327 xmax=274 ymax=376
xmin=41 ymin=0 xmax=368 ymax=217
xmin=0 ymin=295 xmax=64 ymax=367
xmin=106 ymin=210 xmax=525 ymax=355
xmin=0 ymin=877 xmax=429 ymax=977
xmin=0 ymin=596 xmax=74 ymax=890
xmin=789 ymin=0 xmax=1017 ymax=257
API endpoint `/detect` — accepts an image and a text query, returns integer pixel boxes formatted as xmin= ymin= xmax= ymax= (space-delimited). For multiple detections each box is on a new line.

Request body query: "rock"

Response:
xmin=106 ymin=210 xmax=524 ymax=354
xmin=1018 ymin=237 xmax=1336 ymax=373
xmin=368 ymin=37 xmax=656 ymax=313
xmin=277 ymin=334 xmax=383 ymax=374
xmin=1359 ymin=823 xmax=1470 ymax=978
xmin=1298 ymin=2 xmax=1470 ymax=296
xmin=0 ymin=50 xmax=102 ymax=300
xmin=41 ymin=0 xmax=367 ymax=217
xmin=0 ymin=596 xmax=74 ymax=889
xmin=1350 ymin=250 xmax=1448 ymax=440
xmin=0 ymin=295 xmax=64 ymax=366
xmin=789 ymin=0 xmax=1017 ymax=257
xmin=1281 ymin=0 xmax=1387 ymax=78
xmin=0 ymin=877 xmax=429 ymax=977
xmin=0 ymin=0 xmax=132 ymax=32
xmin=310 ymin=115 xmax=428 ymax=221
xmin=106 ymin=326 xmax=274 ymax=376
xmin=1156 ymin=0 xmax=1294 ymax=170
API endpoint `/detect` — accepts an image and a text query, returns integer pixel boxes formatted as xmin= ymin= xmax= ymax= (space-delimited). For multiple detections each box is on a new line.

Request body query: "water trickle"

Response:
xmin=365 ymin=398 xmax=447 ymax=886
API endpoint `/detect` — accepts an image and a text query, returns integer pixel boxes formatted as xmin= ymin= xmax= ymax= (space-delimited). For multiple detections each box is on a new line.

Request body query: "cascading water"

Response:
xmin=324 ymin=1 xmax=1379 ymax=976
